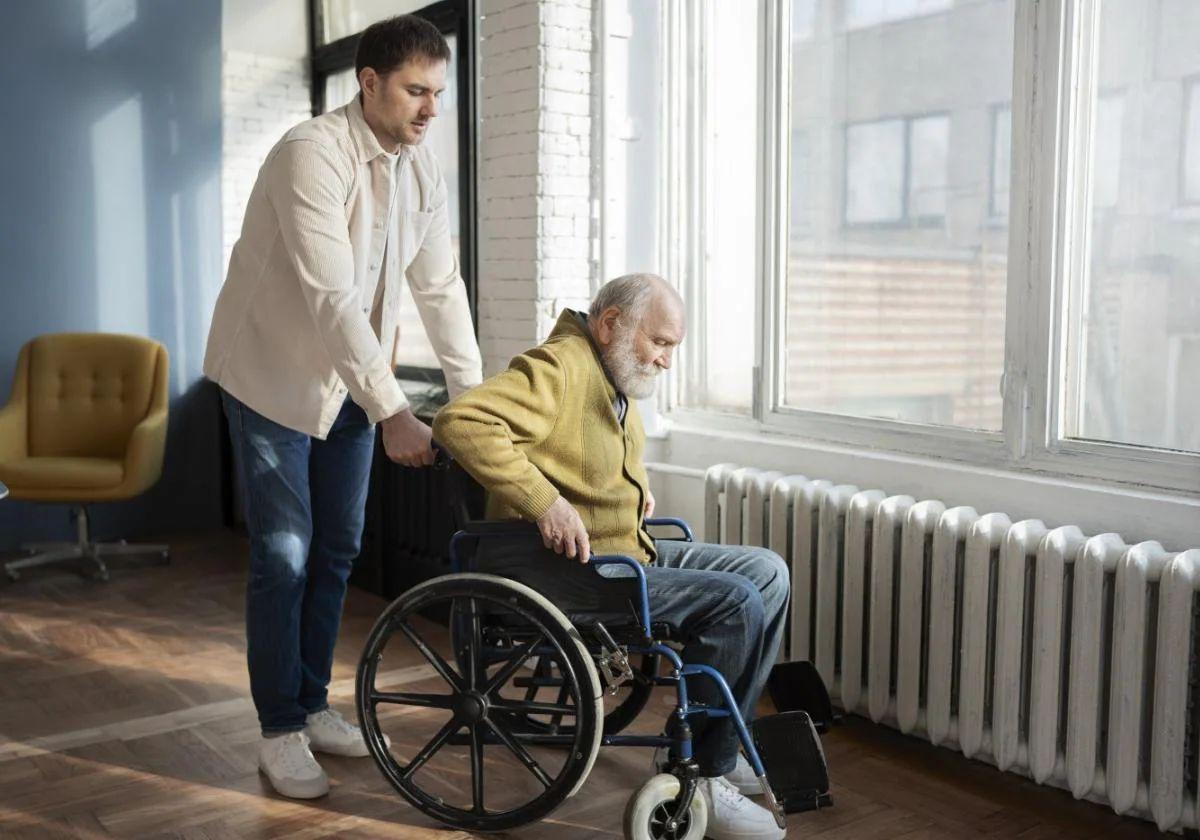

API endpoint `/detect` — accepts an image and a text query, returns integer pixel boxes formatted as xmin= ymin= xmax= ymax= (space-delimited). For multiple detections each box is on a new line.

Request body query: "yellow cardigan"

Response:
xmin=433 ymin=310 xmax=656 ymax=564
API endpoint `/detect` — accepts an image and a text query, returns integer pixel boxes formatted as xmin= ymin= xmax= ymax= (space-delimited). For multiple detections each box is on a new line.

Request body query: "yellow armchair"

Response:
xmin=0 ymin=333 xmax=170 ymax=580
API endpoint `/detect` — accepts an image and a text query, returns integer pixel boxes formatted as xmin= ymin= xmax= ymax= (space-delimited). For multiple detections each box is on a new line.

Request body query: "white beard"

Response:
xmin=602 ymin=326 xmax=659 ymax=400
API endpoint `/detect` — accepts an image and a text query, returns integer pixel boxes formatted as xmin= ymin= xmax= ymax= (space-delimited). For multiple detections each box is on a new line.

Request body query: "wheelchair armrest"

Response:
xmin=645 ymin=517 xmax=695 ymax=542
xmin=590 ymin=554 xmax=652 ymax=636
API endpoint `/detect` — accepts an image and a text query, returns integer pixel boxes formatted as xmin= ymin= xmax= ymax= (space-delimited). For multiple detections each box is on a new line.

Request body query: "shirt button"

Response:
xmin=362 ymin=305 xmax=370 ymax=314
xmin=369 ymin=263 xmax=379 ymax=271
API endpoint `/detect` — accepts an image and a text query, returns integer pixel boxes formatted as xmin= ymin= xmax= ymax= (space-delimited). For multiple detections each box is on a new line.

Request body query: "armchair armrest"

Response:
xmin=122 ymin=407 xmax=168 ymax=494
xmin=0 ymin=400 xmax=27 ymax=462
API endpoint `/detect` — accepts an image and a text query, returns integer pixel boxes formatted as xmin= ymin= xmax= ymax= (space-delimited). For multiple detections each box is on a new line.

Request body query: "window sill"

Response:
xmin=647 ymin=416 xmax=1199 ymax=552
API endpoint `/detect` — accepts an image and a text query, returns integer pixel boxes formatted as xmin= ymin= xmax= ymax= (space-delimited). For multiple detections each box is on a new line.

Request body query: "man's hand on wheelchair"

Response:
xmin=644 ymin=489 xmax=655 ymax=519
xmin=380 ymin=408 xmax=436 ymax=468
xmin=536 ymin=496 xmax=591 ymax=563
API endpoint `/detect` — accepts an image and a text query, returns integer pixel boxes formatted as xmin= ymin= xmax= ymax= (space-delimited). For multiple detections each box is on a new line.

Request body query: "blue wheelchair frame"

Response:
xmin=447 ymin=516 xmax=775 ymax=794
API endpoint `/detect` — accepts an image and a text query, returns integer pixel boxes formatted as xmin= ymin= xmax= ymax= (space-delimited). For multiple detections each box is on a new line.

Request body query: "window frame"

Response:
xmin=652 ymin=0 xmax=1199 ymax=496
xmin=306 ymin=0 xmax=480 ymax=378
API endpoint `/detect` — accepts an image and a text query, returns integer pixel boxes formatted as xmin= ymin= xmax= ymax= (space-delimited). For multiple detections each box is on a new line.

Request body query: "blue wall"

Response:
xmin=0 ymin=0 xmax=226 ymax=549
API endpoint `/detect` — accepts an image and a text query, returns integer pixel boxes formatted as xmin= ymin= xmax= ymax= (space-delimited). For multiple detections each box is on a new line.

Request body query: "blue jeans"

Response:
xmin=221 ymin=390 xmax=376 ymax=735
xmin=628 ymin=540 xmax=790 ymax=776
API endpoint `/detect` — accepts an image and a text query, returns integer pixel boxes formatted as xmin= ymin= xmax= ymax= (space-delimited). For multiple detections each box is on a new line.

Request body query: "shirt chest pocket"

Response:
xmin=393 ymin=209 xmax=434 ymax=275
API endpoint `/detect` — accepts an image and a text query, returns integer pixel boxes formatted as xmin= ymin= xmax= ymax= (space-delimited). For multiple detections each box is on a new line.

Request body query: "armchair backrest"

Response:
xmin=22 ymin=333 xmax=167 ymax=459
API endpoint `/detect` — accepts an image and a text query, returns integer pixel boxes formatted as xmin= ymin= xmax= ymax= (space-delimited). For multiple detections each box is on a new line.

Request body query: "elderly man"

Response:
xmin=433 ymin=274 xmax=788 ymax=840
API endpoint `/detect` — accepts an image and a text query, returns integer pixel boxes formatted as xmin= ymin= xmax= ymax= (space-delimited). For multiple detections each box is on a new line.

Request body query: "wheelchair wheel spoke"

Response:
xmin=371 ymin=691 xmax=455 ymax=709
xmin=469 ymin=722 xmax=486 ymax=813
xmin=462 ymin=597 xmax=483 ymax=690
xmin=401 ymin=715 xmax=463 ymax=780
xmin=481 ymin=636 xmax=542 ymax=696
xmin=491 ymin=698 xmax=577 ymax=717
xmin=547 ymin=682 xmax=571 ymax=733
xmin=484 ymin=717 xmax=553 ymax=788
xmin=395 ymin=620 xmax=464 ymax=691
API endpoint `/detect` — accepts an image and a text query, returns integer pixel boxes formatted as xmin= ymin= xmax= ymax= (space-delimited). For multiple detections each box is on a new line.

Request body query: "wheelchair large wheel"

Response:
xmin=356 ymin=573 xmax=604 ymax=833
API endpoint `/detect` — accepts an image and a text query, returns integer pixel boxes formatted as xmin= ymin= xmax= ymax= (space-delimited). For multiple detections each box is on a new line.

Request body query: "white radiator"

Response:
xmin=703 ymin=463 xmax=1200 ymax=833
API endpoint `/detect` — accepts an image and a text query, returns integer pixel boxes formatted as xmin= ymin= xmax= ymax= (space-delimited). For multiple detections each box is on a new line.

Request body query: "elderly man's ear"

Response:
xmin=592 ymin=306 xmax=623 ymax=347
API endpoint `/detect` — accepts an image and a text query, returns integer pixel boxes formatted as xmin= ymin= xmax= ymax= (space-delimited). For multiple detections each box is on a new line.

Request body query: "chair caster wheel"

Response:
xmin=623 ymin=774 xmax=707 ymax=840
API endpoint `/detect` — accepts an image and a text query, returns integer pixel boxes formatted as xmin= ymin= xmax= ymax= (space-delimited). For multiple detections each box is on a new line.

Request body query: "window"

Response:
xmin=786 ymin=0 xmax=1007 ymax=431
xmin=990 ymin=105 xmax=1011 ymax=219
xmin=844 ymin=0 xmax=952 ymax=30
xmin=1185 ymin=77 xmax=1200 ymax=205
xmin=627 ymin=0 xmax=1199 ymax=493
xmin=1091 ymin=94 xmax=1123 ymax=210
xmin=1062 ymin=8 xmax=1199 ymax=455
xmin=845 ymin=115 xmax=949 ymax=226
xmin=308 ymin=0 xmax=476 ymax=373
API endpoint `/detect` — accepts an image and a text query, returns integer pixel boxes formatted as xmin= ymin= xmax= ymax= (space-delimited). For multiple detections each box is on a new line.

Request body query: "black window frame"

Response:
xmin=307 ymin=0 xmax=479 ymax=381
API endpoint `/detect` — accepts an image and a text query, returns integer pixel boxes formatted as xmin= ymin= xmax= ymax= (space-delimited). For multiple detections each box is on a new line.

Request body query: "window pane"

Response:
xmin=845 ymin=0 xmax=952 ymax=30
xmin=1092 ymin=95 xmax=1123 ymax=209
xmin=1185 ymin=79 xmax=1200 ymax=203
xmin=908 ymin=114 xmax=949 ymax=219
xmin=320 ymin=37 xmax=461 ymax=371
xmin=319 ymin=0 xmax=429 ymax=45
xmin=323 ymin=67 xmax=357 ymax=112
xmin=1066 ymin=0 xmax=1200 ymax=453
xmin=784 ymin=0 xmax=1012 ymax=430
xmin=602 ymin=0 xmax=662 ymax=278
xmin=681 ymin=0 xmax=759 ymax=414
xmin=846 ymin=120 xmax=905 ymax=224
xmin=991 ymin=105 xmax=1011 ymax=218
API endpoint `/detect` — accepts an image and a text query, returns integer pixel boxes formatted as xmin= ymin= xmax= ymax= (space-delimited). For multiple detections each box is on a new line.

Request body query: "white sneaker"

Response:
xmin=698 ymin=775 xmax=786 ymax=840
xmin=258 ymin=732 xmax=329 ymax=799
xmin=304 ymin=708 xmax=387 ymax=758
xmin=725 ymin=752 xmax=764 ymax=796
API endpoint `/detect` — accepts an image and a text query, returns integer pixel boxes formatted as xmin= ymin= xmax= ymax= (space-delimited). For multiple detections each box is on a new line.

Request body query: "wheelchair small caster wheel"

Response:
xmin=623 ymin=774 xmax=707 ymax=840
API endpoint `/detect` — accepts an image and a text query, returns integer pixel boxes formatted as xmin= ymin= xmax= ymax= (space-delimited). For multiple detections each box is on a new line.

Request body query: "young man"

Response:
xmin=433 ymin=274 xmax=789 ymax=840
xmin=203 ymin=15 xmax=482 ymax=799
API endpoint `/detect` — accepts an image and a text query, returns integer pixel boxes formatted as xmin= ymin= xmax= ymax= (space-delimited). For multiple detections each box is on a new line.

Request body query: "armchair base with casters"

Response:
xmin=0 ymin=333 xmax=171 ymax=583
xmin=5 ymin=505 xmax=169 ymax=582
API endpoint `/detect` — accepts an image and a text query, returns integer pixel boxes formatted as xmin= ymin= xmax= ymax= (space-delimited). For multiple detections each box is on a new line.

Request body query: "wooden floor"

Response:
xmin=0 ymin=530 xmax=1167 ymax=839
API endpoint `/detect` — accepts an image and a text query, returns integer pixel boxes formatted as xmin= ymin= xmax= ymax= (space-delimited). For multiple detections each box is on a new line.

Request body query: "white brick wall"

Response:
xmin=478 ymin=0 xmax=598 ymax=375
xmin=221 ymin=51 xmax=311 ymax=274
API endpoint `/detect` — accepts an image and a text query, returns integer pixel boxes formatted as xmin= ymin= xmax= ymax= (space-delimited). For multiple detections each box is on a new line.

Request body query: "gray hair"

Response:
xmin=588 ymin=273 xmax=667 ymax=324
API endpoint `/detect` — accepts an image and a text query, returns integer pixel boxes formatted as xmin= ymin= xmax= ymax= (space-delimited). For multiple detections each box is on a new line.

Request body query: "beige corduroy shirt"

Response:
xmin=203 ymin=96 xmax=482 ymax=438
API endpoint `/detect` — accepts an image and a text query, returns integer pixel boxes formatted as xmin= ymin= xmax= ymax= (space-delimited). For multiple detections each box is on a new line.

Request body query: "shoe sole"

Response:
xmin=257 ymin=760 xmax=330 ymax=799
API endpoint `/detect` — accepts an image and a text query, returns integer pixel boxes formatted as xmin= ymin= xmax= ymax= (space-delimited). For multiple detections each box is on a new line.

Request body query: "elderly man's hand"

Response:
xmin=536 ymin=496 xmax=591 ymax=563
xmin=644 ymin=489 xmax=656 ymax=519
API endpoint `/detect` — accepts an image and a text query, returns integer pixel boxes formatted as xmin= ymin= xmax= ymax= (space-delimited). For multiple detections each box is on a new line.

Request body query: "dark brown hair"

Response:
xmin=354 ymin=14 xmax=451 ymax=79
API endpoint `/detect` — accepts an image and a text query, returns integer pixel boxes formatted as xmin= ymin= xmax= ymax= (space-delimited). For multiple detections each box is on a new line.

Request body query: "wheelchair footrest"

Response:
xmin=751 ymin=710 xmax=832 ymax=813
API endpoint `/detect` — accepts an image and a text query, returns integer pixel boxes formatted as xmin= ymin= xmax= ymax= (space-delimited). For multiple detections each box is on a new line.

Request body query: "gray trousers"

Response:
xmin=611 ymin=539 xmax=791 ymax=776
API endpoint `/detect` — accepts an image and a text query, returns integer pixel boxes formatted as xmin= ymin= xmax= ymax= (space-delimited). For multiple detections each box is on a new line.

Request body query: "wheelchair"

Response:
xmin=354 ymin=456 xmax=807 ymax=838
